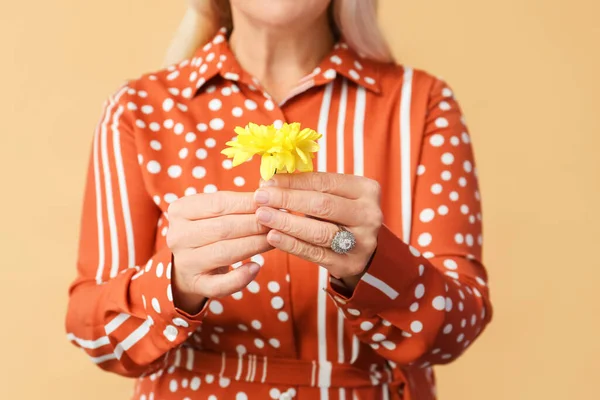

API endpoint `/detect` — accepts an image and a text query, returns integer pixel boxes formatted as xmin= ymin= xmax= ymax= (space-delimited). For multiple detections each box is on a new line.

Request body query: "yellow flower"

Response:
xmin=221 ymin=122 xmax=322 ymax=181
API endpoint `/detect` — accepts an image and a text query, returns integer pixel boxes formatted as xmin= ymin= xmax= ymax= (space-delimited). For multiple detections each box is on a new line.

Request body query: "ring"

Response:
xmin=330 ymin=226 xmax=356 ymax=254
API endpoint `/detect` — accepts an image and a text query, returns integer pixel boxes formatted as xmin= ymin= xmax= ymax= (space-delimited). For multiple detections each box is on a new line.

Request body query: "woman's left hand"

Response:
xmin=253 ymin=172 xmax=383 ymax=286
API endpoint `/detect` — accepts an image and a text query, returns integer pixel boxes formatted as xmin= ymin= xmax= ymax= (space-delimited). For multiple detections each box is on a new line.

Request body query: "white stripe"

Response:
xmin=310 ymin=360 xmax=317 ymax=387
xmin=336 ymin=79 xmax=348 ymax=174
xmin=111 ymin=105 xmax=136 ymax=268
xmin=245 ymin=355 xmax=253 ymax=381
xmin=235 ymin=353 xmax=243 ymax=381
xmin=93 ymin=102 xmax=108 ymax=284
xmin=337 ymin=309 xmax=345 ymax=363
xmin=186 ymin=347 xmax=194 ymax=371
xmin=362 ymin=273 xmax=400 ymax=300
xmin=400 ymin=67 xmax=414 ymax=242
xmin=220 ymin=352 xmax=226 ymax=377
xmin=104 ymin=313 xmax=130 ymax=335
xmin=261 ymin=356 xmax=268 ymax=383
xmin=352 ymin=391 xmax=359 ymax=400
xmin=317 ymin=81 xmax=334 ymax=399
xmin=339 ymin=388 xmax=347 ymax=400
xmin=350 ymin=335 xmax=360 ymax=364
xmin=100 ymin=87 xmax=128 ymax=279
xmin=353 ymin=86 xmax=367 ymax=177
xmin=114 ymin=318 xmax=152 ymax=359
xmin=174 ymin=348 xmax=182 ymax=367
xmin=67 ymin=333 xmax=110 ymax=349
xmin=382 ymin=383 xmax=390 ymax=400
xmin=91 ymin=353 xmax=117 ymax=364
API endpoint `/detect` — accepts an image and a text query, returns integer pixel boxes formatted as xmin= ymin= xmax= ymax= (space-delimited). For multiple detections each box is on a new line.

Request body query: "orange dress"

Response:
xmin=66 ymin=28 xmax=492 ymax=400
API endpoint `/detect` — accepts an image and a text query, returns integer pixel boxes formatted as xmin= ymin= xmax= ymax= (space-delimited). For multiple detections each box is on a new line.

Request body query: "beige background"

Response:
xmin=0 ymin=0 xmax=598 ymax=398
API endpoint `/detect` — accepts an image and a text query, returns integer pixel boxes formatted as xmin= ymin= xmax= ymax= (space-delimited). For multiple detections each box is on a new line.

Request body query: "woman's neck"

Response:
xmin=228 ymin=13 xmax=335 ymax=103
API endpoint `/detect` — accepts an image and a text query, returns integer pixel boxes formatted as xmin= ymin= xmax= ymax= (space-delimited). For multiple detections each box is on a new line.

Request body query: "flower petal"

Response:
xmin=260 ymin=154 xmax=278 ymax=181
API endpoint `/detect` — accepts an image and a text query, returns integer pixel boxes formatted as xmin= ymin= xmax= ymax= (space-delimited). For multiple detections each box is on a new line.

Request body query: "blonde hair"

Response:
xmin=164 ymin=0 xmax=393 ymax=66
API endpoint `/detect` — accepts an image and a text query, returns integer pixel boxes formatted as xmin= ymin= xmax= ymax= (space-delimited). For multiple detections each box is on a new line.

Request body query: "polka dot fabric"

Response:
xmin=66 ymin=28 xmax=492 ymax=400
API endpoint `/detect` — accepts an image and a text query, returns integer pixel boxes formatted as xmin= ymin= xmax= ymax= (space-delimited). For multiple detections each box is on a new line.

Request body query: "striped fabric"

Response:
xmin=65 ymin=28 xmax=492 ymax=400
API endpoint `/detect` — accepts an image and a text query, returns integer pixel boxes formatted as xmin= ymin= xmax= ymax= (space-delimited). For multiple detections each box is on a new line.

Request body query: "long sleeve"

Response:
xmin=65 ymin=85 xmax=207 ymax=377
xmin=326 ymin=78 xmax=492 ymax=367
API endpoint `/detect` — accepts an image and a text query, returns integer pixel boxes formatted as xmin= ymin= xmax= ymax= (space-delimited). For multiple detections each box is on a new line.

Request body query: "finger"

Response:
xmin=176 ymin=214 xmax=269 ymax=248
xmin=256 ymin=207 xmax=338 ymax=247
xmin=254 ymin=188 xmax=361 ymax=226
xmin=195 ymin=262 xmax=261 ymax=298
xmin=169 ymin=191 xmax=257 ymax=220
xmin=191 ymin=234 xmax=272 ymax=270
xmin=261 ymin=172 xmax=381 ymax=200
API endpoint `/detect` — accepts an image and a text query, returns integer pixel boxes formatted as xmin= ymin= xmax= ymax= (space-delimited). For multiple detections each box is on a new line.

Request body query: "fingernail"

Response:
xmin=254 ymin=190 xmax=269 ymax=204
xmin=260 ymin=179 xmax=277 ymax=187
xmin=269 ymin=230 xmax=282 ymax=243
xmin=248 ymin=263 xmax=260 ymax=274
xmin=256 ymin=209 xmax=272 ymax=223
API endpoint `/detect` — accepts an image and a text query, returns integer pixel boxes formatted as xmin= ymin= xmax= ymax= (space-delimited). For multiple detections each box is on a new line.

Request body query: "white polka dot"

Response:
xmin=163 ymin=98 xmax=174 ymax=112
xmin=270 ymin=388 xmax=281 ymax=399
xmin=190 ymin=377 xmax=201 ymax=390
xmin=466 ymin=234 xmax=474 ymax=247
xmin=372 ymin=333 xmax=386 ymax=342
xmin=224 ymin=72 xmax=240 ymax=81
xmin=238 ymin=324 xmax=248 ymax=332
xmin=136 ymin=120 xmax=146 ymax=129
xmin=209 ymin=300 xmax=223 ymax=314
xmin=142 ymin=105 xmax=154 ymax=115
xmin=463 ymin=161 xmax=473 ymax=173
xmin=185 ymin=132 xmax=197 ymax=143
xmin=360 ymin=321 xmax=374 ymax=331
xmin=439 ymin=101 xmax=451 ymax=111
xmin=347 ymin=308 xmax=360 ymax=316
xmin=151 ymin=298 xmax=161 ymax=313
xmin=443 ymin=324 xmax=453 ymax=335
xmin=462 ymin=132 xmax=470 ymax=143
xmin=172 ymin=317 xmax=189 ymax=327
xmin=417 ymin=165 xmax=426 ymax=175
xmin=461 ymin=205 xmax=470 ymax=215
xmin=442 ymin=88 xmax=453 ymax=97
xmin=455 ymin=234 xmax=464 ymax=244
xmin=381 ymin=341 xmax=396 ymax=350
xmin=137 ymin=90 xmax=148 ymax=98
xmin=179 ymin=148 xmax=189 ymax=159
xmin=441 ymin=171 xmax=452 ymax=181
xmin=196 ymin=148 xmax=208 ymax=159
xmin=471 ymin=314 xmax=477 ymax=326
xmin=330 ymin=55 xmax=342 ymax=64
xmin=232 ymin=107 xmax=243 ymax=117
xmin=167 ymin=284 xmax=173 ymax=301
xmin=205 ymin=374 xmax=215 ymax=384
xmin=278 ymin=311 xmax=289 ymax=321
xmin=251 ymin=320 xmax=262 ymax=330
xmin=244 ymin=99 xmax=257 ymax=110
xmin=267 ymin=281 xmax=280 ymax=293
xmin=182 ymin=87 xmax=193 ymax=98
xmin=418 ymin=233 xmax=432 ymax=247
xmin=457 ymin=177 xmax=467 ymax=188
xmin=253 ymin=338 xmax=264 ymax=349
xmin=138 ymin=154 xmax=143 ymax=164
xmin=269 ymin=338 xmax=280 ymax=348
xmin=409 ymin=246 xmax=421 ymax=257
xmin=432 ymin=296 xmax=446 ymax=310
xmin=349 ymin=69 xmax=360 ymax=80
xmin=150 ymin=140 xmax=162 ymax=151
xmin=149 ymin=122 xmax=160 ymax=132
xmin=450 ymin=136 xmax=460 ymax=146
xmin=410 ymin=321 xmax=423 ymax=333
xmin=210 ymin=334 xmax=220 ymax=344
xmin=264 ymin=99 xmax=275 ymax=111
xmin=446 ymin=271 xmax=459 ymax=279
xmin=204 ymin=184 xmax=217 ymax=193
xmin=247 ymin=281 xmax=260 ymax=293
xmin=444 ymin=259 xmax=458 ymax=270
xmin=192 ymin=166 xmax=206 ymax=179
xmin=419 ymin=264 xmax=425 ymax=275
xmin=450 ymin=191 xmax=459 ymax=201
xmin=164 ymin=193 xmax=178 ymax=204
xmin=147 ymin=161 xmax=161 ymax=174
xmin=167 ymin=70 xmax=180 ymax=81
xmin=234 ymin=177 xmax=245 ymax=187
xmin=423 ymin=251 xmax=434 ymax=259
xmin=221 ymin=159 xmax=233 ymax=170
xmin=438 ymin=205 xmax=449 ymax=215
xmin=208 ymin=99 xmax=222 ymax=111
xmin=127 ymin=102 xmax=137 ymax=110
xmin=209 ymin=118 xmax=225 ymax=130
xmin=236 ymin=393 xmax=248 ymax=400
xmin=168 ymin=165 xmax=182 ymax=178
xmin=163 ymin=325 xmax=178 ymax=342
xmin=435 ymin=117 xmax=449 ymax=128
xmin=458 ymin=302 xmax=464 ymax=312
xmin=271 ymin=296 xmax=284 ymax=309
xmin=409 ymin=302 xmax=419 ymax=312
xmin=323 ymin=69 xmax=336 ymax=79
xmin=169 ymin=379 xmax=178 ymax=392
xmin=419 ymin=209 xmax=435 ymax=223
xmin=415 ymin=284 xmax=425 ymax=299
xmin=155 ymin=262 xmax=164 ymax=277
xmin=477 ymin=235 xmax=483 ymax=246
xmin=441 ymin=152 xmax=454 ymax=165
xmin=164 ymin=119 xmax=174 ymax=129
xmin=174 ymin=123 xmax=184 ymax=135
xmin=231 ymin=291 xmax=243 ymax=300
xmin=205 ymin=138 xmax=217 ymax=148
xmin=431 ymin=184 xmax=443 ymax=194
xmin=429 ymin=134 xmax=444 ymax=147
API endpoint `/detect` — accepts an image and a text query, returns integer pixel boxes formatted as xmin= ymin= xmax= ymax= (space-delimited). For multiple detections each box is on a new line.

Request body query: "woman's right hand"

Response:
xmin=167 ymin=191 xmax=272 ymax=314
xmin=187 ymin=0 xmax=215 ymax=18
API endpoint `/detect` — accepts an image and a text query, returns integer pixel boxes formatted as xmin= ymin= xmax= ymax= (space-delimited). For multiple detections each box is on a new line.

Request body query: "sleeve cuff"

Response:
xmin=326 ymin=224 xmax=423 ymax=318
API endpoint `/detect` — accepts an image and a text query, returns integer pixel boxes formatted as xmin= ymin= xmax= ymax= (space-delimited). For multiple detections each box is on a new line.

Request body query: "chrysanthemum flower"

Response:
xmin=221 ymin=122 xmax=322 ymax=181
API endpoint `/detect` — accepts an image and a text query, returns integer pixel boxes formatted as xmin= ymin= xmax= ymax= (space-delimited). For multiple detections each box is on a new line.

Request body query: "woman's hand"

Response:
xmin=253 ymin=173 xmax=383 ymax=288
xmin=187 ymin=0 xmax=215 ymax=18
xmin=167 ymin=192 xmax=272 ymax=314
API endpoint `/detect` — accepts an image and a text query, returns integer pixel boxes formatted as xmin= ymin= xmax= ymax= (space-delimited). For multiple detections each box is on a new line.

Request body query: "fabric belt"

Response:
xmin=163 ymin=347 xmax=407 ymax=390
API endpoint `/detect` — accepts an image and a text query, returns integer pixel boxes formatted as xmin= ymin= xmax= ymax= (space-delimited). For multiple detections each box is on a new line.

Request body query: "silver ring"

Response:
xmin=330 ymin=227 xmax=356 ymax=254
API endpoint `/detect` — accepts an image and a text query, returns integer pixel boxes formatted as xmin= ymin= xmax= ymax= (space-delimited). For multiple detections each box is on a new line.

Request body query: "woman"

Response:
xmin=65 ymin=0 xmax=492 ymax=399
